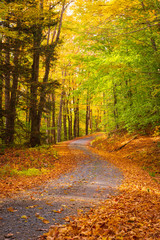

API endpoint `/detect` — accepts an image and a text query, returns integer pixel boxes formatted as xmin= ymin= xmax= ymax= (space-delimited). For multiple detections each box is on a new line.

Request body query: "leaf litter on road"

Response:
xmin=41 ymin=134 xmax=160 ymax=240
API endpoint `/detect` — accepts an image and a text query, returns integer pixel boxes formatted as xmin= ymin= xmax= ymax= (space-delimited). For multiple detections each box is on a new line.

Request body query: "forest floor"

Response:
xmin=43 ymin=132 xmax=160 ymax=240
xmin=0 ymin=132 xmax=160 ymax=239
xmin=0 ymin=135 xmax=122 ymax=240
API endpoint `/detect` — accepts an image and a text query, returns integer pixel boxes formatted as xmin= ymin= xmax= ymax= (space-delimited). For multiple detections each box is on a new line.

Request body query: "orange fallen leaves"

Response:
xmin=41 ymin=134 xmax=160 ymax=240
xmin=43 ymin=219 xmax=50 ymax=224
xmin=7 ymin=207 xmax=17 ymax=213
xmin=45 ymin=195 xmax=160 ymax=239
xmin=53 ymin=208 xmax=64 ymax=213
xmin=0 ymin=143 xmax=80 ymax=198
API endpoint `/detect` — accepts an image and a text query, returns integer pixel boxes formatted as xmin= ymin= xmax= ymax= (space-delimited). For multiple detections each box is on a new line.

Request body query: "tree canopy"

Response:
xmin=0 ymin=0 xmax=160 ymax=146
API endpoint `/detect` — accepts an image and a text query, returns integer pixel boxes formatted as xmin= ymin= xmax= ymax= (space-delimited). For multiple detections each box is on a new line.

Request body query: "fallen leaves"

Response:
xmin=43 ymin=219 xmax=50 ymax=224
xmin=41 ymin=134 xmax=160 ymax=240
xmin=52 ymin=208 xmax=64 ymax=214
xmin=44 ymin=190 xmax=160 ymax=240
xmin=1 ymin=134 xmax=160 ymax=239
xmin=0 ymin=143 xmax=80 ymax=198
xmin=7 ymin=207 xmax=17 ymax=213
xmin=21 ymin=215 xmax=28 ymax=219
xmin=35 ymin=213 xmax=50 ymax=224
xmin=26 ymin=205 xmax=38 ymax=209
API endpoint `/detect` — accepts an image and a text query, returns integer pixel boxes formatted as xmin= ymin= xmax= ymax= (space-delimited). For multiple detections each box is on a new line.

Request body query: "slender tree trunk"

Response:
xmin=90 ymin=109 xmax=93 ymax=133
xmin=113 ymin=83 xmax=119 ymax=129
xmin=69 ymin=113 xmax=73 ymax=139
xmin=0 ymin=37 xmax=4 ymax=142
xmin=74 ymin=98 xmax=79 ymax=138
xmin=45 ymin=95 xmax=52 ymax=144
xmin=0 ymin=75 xmax=3 ymax=132
xmin=67 ymin=100 xmax=73 ymax=140
xmin=63 ymin=97 xmax=67 ymax=141
xmin=51 ymin=92 xmax=56 ymax=144
xmin=4 ymin=36 xmax=11 ymax=144
xmin=74 ymin=111 xmax=77 ymax=138
xmin=69 ymin=114 xmax=73 ymax=140
xmin=73 ymin=97 xmax=77 ymax=138
xmin=86 ymin=95 xmax=89 ymax=135
xmin=77 ymin=99 xmax=80 ymax=137
xmin=103 ymin=92 xmax=107 ymax=132
xmin=26 ymin=86 xmax=30 ymax=139
xmin=46 ymin=113 xmax=51 ymax=144
xmin=57 ymin=89 xmax=64 ymax=142
xmin=67 ymin=80 xmax=73 ymax=140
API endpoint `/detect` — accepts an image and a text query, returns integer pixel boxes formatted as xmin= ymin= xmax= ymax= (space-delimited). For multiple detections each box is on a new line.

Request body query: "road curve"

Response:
xmin=0 ymin=137 xmax=123 ymax=240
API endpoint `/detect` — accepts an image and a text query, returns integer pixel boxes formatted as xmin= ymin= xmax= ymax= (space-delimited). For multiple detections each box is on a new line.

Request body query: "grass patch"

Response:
xmin=0 ymin=165 xmax=49 ymax=177
xmin=13 ymin=167 xmax=41 ymax=176
xmin=149 ymin=171 xmax=156 ymax=177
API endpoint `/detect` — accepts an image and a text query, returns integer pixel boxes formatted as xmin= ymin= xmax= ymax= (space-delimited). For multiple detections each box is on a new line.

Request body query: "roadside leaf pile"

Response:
xmin=44 ymin=191 xmax=159 ymax=240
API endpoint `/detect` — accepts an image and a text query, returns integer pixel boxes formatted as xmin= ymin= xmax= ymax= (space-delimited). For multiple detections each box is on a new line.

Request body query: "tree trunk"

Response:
xmin=73 ymin=97 xmax=77 ymax=138
xmin=74 ymin=98 xmax=79 ymax=138
xmin=4 ymin=36 xmax=11 ymax=144
xmin=63 ymin=97 xmax=67 ymax=141
xmin=7 ymin=33 xmax=21 ymax=144
xmin=37 ymin=52 xmax=51 ymax=128
xmin=57 ymin=89 xmax=64 ymax=142
xmin=30 ymin=1 xmax=65 ymax=146
xmin=46 ymin=113 xmax=51 ymax=144
xmin=77 ymin=99 xmax=80 ymax=137
xmin=0 ymin=36 xmax=4 ymax=142
xmin=30 ymin=25 xmax=42 ymax=147
xmin=113 ymin=83 xmax=119 ymax=129
xmin=86 ymin=95 xmax=89 ymax=135
xmin=67 ymin=100 xmax=73 ymax=140
xmin=26 ymin=86 xmax=30 ymax=140
xmin=103 ymin=92 xmax=107 ymax=132
xmin=90 ymin=109 xmax=93 ymax=133
xmin=45 ymin=95 xmax=52 ymax=144
xmin=51 ymin=92 xmax=56 ymax=144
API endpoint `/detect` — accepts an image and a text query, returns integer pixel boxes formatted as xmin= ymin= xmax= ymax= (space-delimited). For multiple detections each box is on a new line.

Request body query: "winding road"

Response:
xmin=0 ymin=137 xmax=123 ymax=240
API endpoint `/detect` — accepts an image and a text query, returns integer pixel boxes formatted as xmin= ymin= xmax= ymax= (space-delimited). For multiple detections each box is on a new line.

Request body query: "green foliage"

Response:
xmin=0 ymin=0 xmax=160 ymax=146
xmin=0 ymin=144 xmax=6 ymax=155
xmin=149 ymin=171 xmax=156 ymax=177
xmin=67 ymin=0 xmax=160 ymax=135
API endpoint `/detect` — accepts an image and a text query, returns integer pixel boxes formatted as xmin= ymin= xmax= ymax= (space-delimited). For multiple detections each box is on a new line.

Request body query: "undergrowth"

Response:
xmin=0 ymin=145 xmax=57 ymax=179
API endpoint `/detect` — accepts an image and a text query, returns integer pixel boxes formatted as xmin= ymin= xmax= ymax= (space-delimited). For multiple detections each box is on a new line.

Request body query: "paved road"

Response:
xmin=0 ymin=137 xmax=123 ymax=240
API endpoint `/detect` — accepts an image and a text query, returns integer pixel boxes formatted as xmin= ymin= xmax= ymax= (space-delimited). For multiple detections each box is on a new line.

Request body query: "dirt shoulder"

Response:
xmin=44 ymin=133 xmax=160 ymax=240
xmin=91 ymin=132 xmax=160 ymax=191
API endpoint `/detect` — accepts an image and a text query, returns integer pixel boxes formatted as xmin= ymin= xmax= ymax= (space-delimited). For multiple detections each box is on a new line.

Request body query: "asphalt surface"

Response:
xmin=0 ymin=137 xmax=123 ymax=240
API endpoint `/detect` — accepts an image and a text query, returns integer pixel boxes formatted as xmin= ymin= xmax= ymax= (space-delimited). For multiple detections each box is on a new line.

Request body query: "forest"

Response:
xmin=0 ymin=0 xmax=160 ymax=148
xmin=0 ymin=1 xmax=160 ymax=239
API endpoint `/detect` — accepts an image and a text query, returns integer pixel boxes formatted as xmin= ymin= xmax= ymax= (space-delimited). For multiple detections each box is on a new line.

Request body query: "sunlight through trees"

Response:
xmin=0 ymin=0 xmax=160 ymax=146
